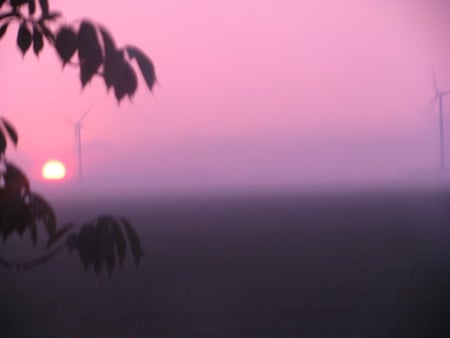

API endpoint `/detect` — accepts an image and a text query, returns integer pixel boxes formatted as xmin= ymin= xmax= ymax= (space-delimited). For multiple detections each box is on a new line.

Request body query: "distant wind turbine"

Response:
xmin=72 ymin=106 xmax=93 ymax=182
xmin=426 ymin=71 xmax=450 ymax=173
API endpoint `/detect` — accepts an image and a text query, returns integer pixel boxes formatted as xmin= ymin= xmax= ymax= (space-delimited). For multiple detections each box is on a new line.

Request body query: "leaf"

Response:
xmin=96 ymin=216 xmax=116 ymax=275
xmin=66 ymin=233 xmax=78 ymax=252
xmin=78 ymin=223 xmax=96 ymax=270
xmin=113 ymin=61 xmax=137 ymax=102
xmin=47 ymin=223 xmax=74 ymax=248
xmin=106 ymin=249 xmax=115 ymax=276
xmin=16 ymin=211 xmax=28 ymax=236
xmin=104 ymin=50 xmax=125 ymax=91
xmin=1 ymin=117 xmax=18 ymax=146
xmin=11 ymin=0 xmax=28 ymax=8
xmin=17 ymin=22 xmax=32 ymax=55
xmin=99 ymin=27 xmax=123 ymax=90
xmin=77 ymin=21 xmax=103 ymax=87
xmin=41 ymin=11 xmax=61 ymax=21
xmin=29 ymin=221 xmax=37 ymax=246
xmin=99 ymin=26 xmax=116 ymax=53
xmin=4 ymin=162 xmax=30 ymax=194
xmin=38 ymin=0 xmax=48 ymax=16
xmin=126 ymin=45 xmax=156 ymax=91
xmin=111 ymin=220 xmax=126 ymax=267
xmin=0 ymin=129 xmax=5 ymax=154
xmin=27 ymin=0 xmax=35 ymax=15
xmin=55 ymin=26 xmax=77 ymax=64
xmin=32 ymin=27 xmax=43 ymax=56
xmin=0 ymin=22 xmax=8 ymax=39
xmin=120 ymin=217 xmax=143 ymax=267
xmin=29 ymin=192 xmax=56 ymax=235
xmin=38 ymin=21 xmax=54 ymax=43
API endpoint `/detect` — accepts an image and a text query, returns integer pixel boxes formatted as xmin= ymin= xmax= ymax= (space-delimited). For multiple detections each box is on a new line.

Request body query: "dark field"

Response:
xmin=2 ymin=187 xmax=450 ymax=337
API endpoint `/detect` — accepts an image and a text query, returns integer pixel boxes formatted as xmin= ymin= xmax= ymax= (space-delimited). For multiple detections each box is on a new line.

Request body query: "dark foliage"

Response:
xmin=77 ymin=20 xmax=103 ymax=87
xmin=0 ymin=124 xmax=144 ymax=275
xmin=55 ymin=26 xmax=77 ymax=64
xmin=16 ymin=22 xmax=31 ymax=55
xmin=0 ymin=0 xmax=151 ymax=275
xmin=0 ymin=117 xmax=18 ymax=148
xmin=71 ymin=215 xmax=143 ymax=275
xmin=0 ymin=0 xmax=157 ymax=102
xmin=0 ymin=22 xmax=8 ymax=38
xmin=32 ymin=26 xmax=43 ymax=55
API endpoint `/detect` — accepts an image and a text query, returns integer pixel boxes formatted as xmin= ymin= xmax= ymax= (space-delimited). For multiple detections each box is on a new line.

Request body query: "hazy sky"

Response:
xmin=2 ymin=0 xmax=450 ymax=191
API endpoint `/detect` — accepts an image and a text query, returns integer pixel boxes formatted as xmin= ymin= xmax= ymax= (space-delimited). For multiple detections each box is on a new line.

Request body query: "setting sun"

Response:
xmin=42 ymin=160 xmax=66 ymax=180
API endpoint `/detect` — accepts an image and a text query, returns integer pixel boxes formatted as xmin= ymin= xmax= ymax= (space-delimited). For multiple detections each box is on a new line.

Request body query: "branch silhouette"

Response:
xmin=0 ymin=242 xmax=66 ymax=271
xmin=0 ymin=0 xmax=157 ymax=102
xmin=0 ymin=0 xmax=152 ymax=277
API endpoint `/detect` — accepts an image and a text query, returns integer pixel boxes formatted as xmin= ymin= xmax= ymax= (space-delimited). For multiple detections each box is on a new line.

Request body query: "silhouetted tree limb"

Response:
xmin=0 ymin=0 xmax=151 ymax=278
xmin=0 ymin=242 xmax=66 ymax=271
xmin=0 ymin=0 xmax=157 ymax=103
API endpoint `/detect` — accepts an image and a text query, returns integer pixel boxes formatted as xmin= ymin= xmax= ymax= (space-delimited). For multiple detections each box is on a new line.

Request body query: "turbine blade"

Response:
xmin=60 ymin=113 xmax=75 ymax=126
xmin=423 ymin=95 xmax=438 ymax=116
xmin=77 ymin=105 xmax=94 ymax=124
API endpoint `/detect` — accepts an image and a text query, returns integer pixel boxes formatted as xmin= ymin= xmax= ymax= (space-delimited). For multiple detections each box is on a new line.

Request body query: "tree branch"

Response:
xmin=0 ymin=11 xmax=22 ymax=21
xmin=0 ymin=242 xmax=66 ymax=271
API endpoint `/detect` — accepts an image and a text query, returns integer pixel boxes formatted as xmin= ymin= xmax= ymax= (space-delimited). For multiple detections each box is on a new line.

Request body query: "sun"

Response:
xmin=42 ymin=160 xmax=66 ymax=180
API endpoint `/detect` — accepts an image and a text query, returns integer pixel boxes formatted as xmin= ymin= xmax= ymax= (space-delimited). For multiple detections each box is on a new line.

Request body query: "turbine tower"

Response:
xmin=74 ymin=106 xmax=93 ymax=182
xmin=427 ymin=71 xmax=450 ymax=174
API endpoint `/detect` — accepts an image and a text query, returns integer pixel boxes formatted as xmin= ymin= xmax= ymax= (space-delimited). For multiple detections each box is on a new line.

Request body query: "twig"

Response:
xmin=0 ymin=242 xmax=66 ymax=271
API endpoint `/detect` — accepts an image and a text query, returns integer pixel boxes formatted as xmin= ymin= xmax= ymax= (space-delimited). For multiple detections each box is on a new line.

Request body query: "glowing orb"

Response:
xmin=42 ymin=160 xmax=66 ymax=180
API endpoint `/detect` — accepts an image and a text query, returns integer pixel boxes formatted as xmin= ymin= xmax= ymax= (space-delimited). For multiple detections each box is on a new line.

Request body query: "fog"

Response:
xmin=2 ymin=0 xmax=450 ymax=195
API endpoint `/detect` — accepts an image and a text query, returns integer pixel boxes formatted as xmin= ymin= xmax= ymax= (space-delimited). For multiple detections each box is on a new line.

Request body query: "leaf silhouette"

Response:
xmin=113 ymin=61 xmax=137 ymax=102
xmin=0 ymin=129 xmax=5 ymax=154
xmin=99 ymin=26 xmax=116 ymax=53
xmin=0 ymin=22 xmax=8 ymax=39
xmin=98 ymin=218 xmax=116 ymax=276
xmin=99 ymin=27 xmax=124 ymax=90
xmin=112 ymin=220 xmax=126 ymax=267
xmin=41 ymin=11 xmax=61 ymax=21
xmin=11 ymin=0 xmax=28 ymax=8
xmin=27 ymin=0 xmax=36 ymax=15
xmin=78 ymin=223 xmax=96 ymax=270
xmin=96 ymin=217 xmax=115 ymax=274
xmin=29 ymin=221 xmax=37 ymax=246
xmin=32 ymin=27 xmax=43 ymax=56
xmin=38 ymin=21 xmax=54 ymax=43
xmin=29 ymin=192 xmax=56 ymax=236
xmin=120 ymin=217 xmax=143 ymax=266
xmin=38 ymin=0 xmax=48 ymax=16
xmin=0 ymin=193 xmax=29 ymax=242
xmin=1 ymin=117 xmax=18 ymax=146
xmin=126 ymin=45 xmax=156 ymax=91
xmin=66 ymin=233 xmax=78 ymax=252
xmin=55 ymin=26 xmax=77 ymax=65
xmin=77 ymin=21 xmax=103 ymax=87
xmin=17 ymin=22 xmax=32 ymax=55
xmin=3 ymin=162 xmax=30 ymax=194
xmin=47 ymin=223 xmax=73 ymax=248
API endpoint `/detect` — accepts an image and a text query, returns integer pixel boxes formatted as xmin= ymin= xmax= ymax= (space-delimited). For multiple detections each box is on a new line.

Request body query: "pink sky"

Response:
xmin=2 ymin=0 xmax=450 ymax=191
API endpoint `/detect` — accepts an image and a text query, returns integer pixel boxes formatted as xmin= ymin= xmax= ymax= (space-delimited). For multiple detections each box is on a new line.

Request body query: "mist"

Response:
xmin=2 ymin=0 xmax=450 ymax=194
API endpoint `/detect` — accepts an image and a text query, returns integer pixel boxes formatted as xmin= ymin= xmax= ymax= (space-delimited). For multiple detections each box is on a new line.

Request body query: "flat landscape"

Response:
xmin=1 ymin=187 xmax=450 ymax=337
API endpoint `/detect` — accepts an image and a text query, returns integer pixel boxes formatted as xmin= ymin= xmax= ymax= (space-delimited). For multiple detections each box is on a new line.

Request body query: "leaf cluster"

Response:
xmin=0 ymin=161 xmax=56 ymax=245
xmin=0 ymin=120 xmax=144 ymax=276
xmin=0 ymin=0 xmax=156 ymax=102
xmin=68 ymin=215 xmax=143 ymax=276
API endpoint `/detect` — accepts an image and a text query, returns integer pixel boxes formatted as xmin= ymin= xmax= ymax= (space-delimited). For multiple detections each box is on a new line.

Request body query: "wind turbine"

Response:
xmin=73 ymin=106 xmax=93 ymax=182
xmin=427 ymin=71 xmax=450 ymax=174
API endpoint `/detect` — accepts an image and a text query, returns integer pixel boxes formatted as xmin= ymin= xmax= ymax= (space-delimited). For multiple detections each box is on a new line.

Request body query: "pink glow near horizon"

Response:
xmin=1 ymin=0 xmax=450 ymax=190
